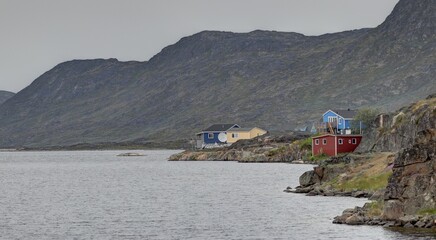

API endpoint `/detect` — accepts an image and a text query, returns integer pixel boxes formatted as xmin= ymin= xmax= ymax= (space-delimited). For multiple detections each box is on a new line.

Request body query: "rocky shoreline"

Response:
xmin=169 ymin=133 xmax=313 ymax=163
xmin=287 ymin=95 xmax=436 ymax=230
xmin=333 ymin=204 xmax=436 ymax=228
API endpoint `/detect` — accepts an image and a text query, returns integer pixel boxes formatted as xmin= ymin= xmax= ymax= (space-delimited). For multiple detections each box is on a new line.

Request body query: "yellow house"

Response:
xmin=227 ymin=127 xmax=267 ymax=143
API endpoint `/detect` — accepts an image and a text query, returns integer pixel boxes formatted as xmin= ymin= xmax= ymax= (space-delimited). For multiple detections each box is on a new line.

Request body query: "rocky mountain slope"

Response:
xmin=0 ymin=0 xmax=435 ymax=147
xmin=0 ymin=91 xmax=14 ymax=105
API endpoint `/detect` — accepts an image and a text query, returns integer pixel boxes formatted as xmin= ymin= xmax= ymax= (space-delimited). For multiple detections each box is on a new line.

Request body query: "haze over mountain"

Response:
xmin=0 ymin=91 xmax=14 ymax=105
xmin=0 ymin=0 xmax=434 ymax=147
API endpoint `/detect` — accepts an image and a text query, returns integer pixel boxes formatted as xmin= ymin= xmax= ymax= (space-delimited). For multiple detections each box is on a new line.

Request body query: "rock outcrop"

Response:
xmin=288 ymin=153 xmax=393 ymax=198
xmin=382 ymin=128 xmax=436 ymax=219
xmin=169 ymin=133 xmax=311 ymax=162
xmin=333 ymin=94 xmax=436 ymax=228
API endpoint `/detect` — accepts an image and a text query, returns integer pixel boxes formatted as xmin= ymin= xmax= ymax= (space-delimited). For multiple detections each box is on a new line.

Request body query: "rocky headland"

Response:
xmin=169 ymin=133 xmax=312 ymax=163
xmin=291 ymin=94 xmax=436 ymax=229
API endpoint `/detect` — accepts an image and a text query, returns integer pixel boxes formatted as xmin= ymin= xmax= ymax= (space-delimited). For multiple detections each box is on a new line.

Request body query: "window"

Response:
xmin=232 ymin=133 xmax=239 ymax=138
xmin=208 ymin=133 xmax=214 ymax=139
xmin=352 ymin=138 xmax=357 ymax=144
xmin=328 ymin=116 xmax=337 ymax=122
xmin=338 ymin=139 xmax=343 ymax=145
xmin=315 ymin=139 xmax=319 ymax=145
xmin=323 ymin=139 xmax=327 ymax=145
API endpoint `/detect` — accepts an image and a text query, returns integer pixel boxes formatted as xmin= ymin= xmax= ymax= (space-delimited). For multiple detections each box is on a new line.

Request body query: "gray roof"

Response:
xmin=333 ymin=109 xmax=357 ymax=119
xmin=203 ymin=124 xmax=239 ymax=132
xmin=227 ymin=127 xmax=256 ymax=132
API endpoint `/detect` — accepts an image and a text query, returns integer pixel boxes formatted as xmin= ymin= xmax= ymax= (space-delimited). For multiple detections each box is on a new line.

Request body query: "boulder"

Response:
xmin=299 ymin=170 xmax=320 ymax=187
xmin=415 ymin=220 xmax=427 ymax=228
xmin=382 ymin=200 xmax=404 ymax=220
xmin=352 ymin=191 xmax=367 ymax=198
xmin=383 ymin=221 xmax=396 ymax=228
xmin=404 ymin=222 xmax=415 ymax=228
xmin=398 ymin=215 xmax=419 ymax=225
xmin=345 ymin=214 xmax=365 ymax=225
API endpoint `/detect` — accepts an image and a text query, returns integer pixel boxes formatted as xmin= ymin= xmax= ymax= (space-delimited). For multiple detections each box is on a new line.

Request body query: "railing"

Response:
xmin=314 ymin=121 xmax=361 ymax=135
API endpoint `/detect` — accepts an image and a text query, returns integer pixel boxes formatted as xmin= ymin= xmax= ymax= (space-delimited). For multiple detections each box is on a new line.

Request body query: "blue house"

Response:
xmin=196 ymin=124 xmax=240 ymax=148
xmin=322 ymin=109 xmax=361 ymax=134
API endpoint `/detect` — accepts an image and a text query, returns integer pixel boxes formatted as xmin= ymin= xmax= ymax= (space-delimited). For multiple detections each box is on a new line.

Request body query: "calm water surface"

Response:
xmin=0 ymin=150 xmax=434 ymax=239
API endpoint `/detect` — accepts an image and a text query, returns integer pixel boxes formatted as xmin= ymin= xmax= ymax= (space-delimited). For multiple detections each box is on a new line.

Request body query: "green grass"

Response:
xmin=417 ymin=208 xmax=436 ymax=216
xmin=309 ymin=153 xmax=329 ymax=161
xmin=296 ymin=137 xmax=312 ymax=151
xmin=334 ymin=171 xmax=392 ymax=192
xmin=266 ymin=146 xmax=288 ymax=157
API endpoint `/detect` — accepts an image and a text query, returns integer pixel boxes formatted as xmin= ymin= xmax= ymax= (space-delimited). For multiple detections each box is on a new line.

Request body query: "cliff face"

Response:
xmin=383 ymin=129 xmax=435 ymax=219
xmin=358 ymin=94 xmax=436 ymax=153
xmin=0 ymin=0 xmax=435 ymax=147
xmin=382 ymin=96 xmax=436 ymax=219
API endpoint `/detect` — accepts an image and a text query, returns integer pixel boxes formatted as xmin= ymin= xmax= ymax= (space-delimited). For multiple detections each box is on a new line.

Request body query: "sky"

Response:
xmin=0 ymin=0 xmax=399 ymax=93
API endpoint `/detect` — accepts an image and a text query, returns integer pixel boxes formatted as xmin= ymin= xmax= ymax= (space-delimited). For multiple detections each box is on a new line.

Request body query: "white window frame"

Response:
xmin=315 ymin=139 xmax=319 ymax=145
xmin=338 ymin=139 xmax=343 ymax=145
xmin=232 ymin=133 xmax=239 ymax=138
xmin=328 ymin=116 xmax=337 ymax=123
xmin=208 ymin=133 xmax=214 ymax=139
xmin=352 ymin=138 xmax=357 ymax=144
xmin=322 ymin=139 xmax=327 ymax=145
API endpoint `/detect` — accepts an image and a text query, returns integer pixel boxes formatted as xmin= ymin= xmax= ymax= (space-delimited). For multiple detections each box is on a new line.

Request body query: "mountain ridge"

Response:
xmin=0 ymin=90 xmax=14 ymax=105
xmin=0 ymin=0 xmax=435 ymax=148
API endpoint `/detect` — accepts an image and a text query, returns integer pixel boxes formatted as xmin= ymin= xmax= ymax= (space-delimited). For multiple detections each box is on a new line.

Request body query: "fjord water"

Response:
xmin=0 ymin=150 xmax=428 ymax=239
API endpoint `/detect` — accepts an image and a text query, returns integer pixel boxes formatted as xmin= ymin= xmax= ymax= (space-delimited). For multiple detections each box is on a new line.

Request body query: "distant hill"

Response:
xmin=0 ymin=0 xmax=435 ymax=148
xmin=0 ymin=91 xmax=14 ymax=105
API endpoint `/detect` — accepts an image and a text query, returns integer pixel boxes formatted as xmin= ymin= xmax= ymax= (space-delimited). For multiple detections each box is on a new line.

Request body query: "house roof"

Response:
xmin=332 ymin=109 xmax=357 ymax=119
xmin=227 ymin=127 xmax=258 ymax=132
xmin=312 ymin=134 xmax=362 ymax=139
xmin=202 ymin=124 xmax=239 ymax=132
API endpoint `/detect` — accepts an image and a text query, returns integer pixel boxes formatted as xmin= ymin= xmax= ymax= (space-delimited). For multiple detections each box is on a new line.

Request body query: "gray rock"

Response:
xmin=306 ymin=191 xmax=318 ymax=196
xmin=415 ymin=220 xmax=427 ymax=228
xmin=399 ymin=215 xmax=419 ymax=225
xmin=383 ymin=221 xmax=396 ymax=228
xmin=117 ymin=152 xmax=145 ymax=157
xmin=342 ymin=208 xmax=357 ymax=215
xmin=345 ymin=214 xmax=364 ymax=225
xmin=294 ymin=186 xmax=313 ymax=194
xmin=382 ymin=200 xmax=404 ymax=220
xmin=404 ymin=222 xmax=415 ymax=228
xmin=299 ymin=170 xmax=320 ymax=187
xmin=352 ymin=191 xmax=367 ymax=198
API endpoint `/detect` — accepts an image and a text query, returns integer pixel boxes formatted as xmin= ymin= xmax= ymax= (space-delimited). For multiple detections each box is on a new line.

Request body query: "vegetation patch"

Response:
xmin=417 ymin=208 xmax=436 ymax=216
xmin=333 ymin=171 xmax=392 ymax=192
xmin=295 ymin=137 xmax=312 ymax=151
xmin=266 ymin=145 xmax=288 ymax=157
xmin=309 ymin=153 xmax=329 ymax=162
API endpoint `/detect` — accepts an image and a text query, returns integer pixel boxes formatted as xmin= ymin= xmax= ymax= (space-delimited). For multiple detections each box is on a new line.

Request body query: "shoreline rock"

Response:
xmin=333 ymin=205 xmax=436 ymax=229
xmin=117 ymin=152 xmax=146 ymax=157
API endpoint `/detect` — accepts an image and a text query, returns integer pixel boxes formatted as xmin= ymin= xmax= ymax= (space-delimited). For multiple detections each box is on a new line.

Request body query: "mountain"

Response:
xmin=0 ymin=91 xmax=14 ymax=105
xmin=0 ymin=0 xmax=435 ymax=148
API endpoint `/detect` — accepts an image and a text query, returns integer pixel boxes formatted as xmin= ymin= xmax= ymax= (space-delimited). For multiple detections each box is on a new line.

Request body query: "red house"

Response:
xmin=312 ymin=134 xmax=362 ymax=156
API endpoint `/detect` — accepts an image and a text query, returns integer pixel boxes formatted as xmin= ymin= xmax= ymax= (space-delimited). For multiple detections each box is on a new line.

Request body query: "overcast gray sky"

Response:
xmin=1 ymin=0 xmax=399 ymax=93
